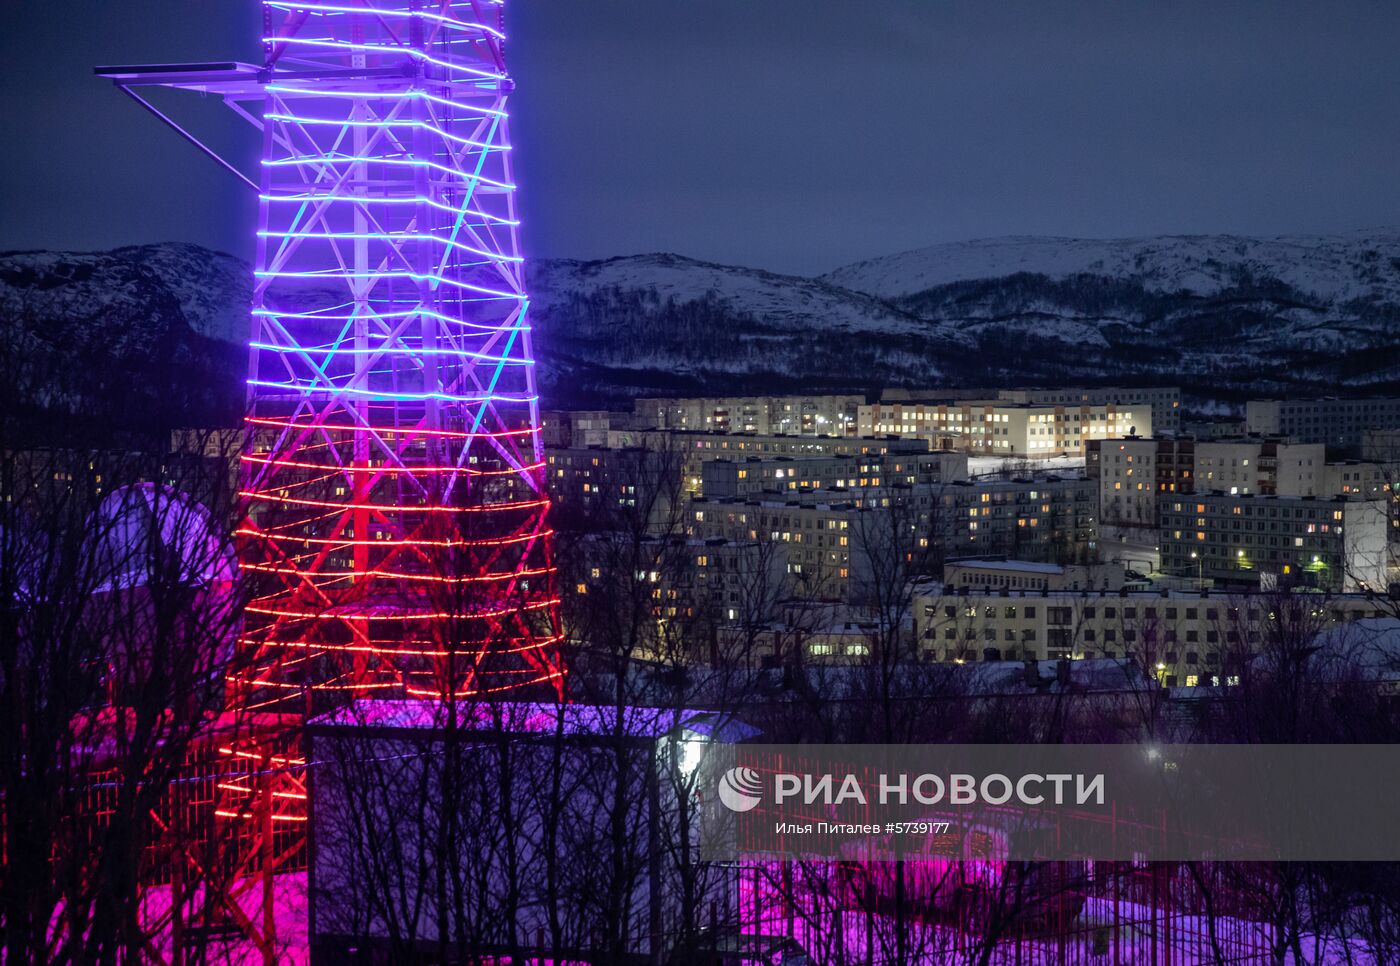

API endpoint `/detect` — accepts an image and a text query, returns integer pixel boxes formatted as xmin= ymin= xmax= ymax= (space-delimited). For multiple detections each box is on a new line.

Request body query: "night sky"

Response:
xmin=2 ymin=1 xmax=1398 ymax=276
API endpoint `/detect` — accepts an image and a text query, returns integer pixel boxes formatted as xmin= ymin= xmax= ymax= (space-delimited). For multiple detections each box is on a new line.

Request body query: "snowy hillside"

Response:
xmin=524 ymin=253 xmax=958 ymax=401
xmin=824 ymin=230 xmax=1400 ymax=305
xmin=4 ymin=231 xmax=1400 ymax=435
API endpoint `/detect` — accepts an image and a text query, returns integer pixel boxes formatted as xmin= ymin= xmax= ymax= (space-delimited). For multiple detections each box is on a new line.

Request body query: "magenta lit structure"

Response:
xmin=101 ymin=2 xmax=564 ymax=708
xmin=237 ymin=0 xmax=563 ymax=706
xmin=93 ymin=3 xmax=562 ymax=958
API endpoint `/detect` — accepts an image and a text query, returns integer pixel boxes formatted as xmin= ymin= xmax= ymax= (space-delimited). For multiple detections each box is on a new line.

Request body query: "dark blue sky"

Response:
xmin=2 ymin=1 xmax=1398 ymax=275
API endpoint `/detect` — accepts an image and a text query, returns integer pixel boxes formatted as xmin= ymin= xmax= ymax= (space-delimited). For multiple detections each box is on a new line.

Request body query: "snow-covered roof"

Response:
xmin=947 ymin=559 xmax=1064 ymax=576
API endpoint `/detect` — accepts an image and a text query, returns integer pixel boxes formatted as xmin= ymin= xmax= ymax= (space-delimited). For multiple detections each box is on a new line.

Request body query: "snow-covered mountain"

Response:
xmin=0 ymin=243 xmax=245 ymax=440
xmin=820 ymin=230 xmax=1400 ymax=397
xmin=5 ymin=231 xmax=1400 ymax=436
xmin=824 ymin=231 xmax=1400 ymax=304
xmin=524 ymin=253 xmax=961 ymax=401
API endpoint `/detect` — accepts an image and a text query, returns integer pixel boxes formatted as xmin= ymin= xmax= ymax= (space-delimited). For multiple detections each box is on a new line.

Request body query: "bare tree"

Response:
xmin=0 ymin=434 xmax=271 ymax=965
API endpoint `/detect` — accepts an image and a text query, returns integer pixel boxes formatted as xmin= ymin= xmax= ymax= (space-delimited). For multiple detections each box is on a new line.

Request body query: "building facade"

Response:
xmin=913 ymin=584 xmax=1390 ymax=685
xmin=999 ymin=386 xmax=1181 ymax=434
xmin=1159 ymin=493 xmax=1389 ymax=593
xmin=633 ymin=394 xmax=862 ymax=436
xmin=699 ymin=451 xmax=968 ymax=500
xmin=858 ymin=401 xmax=1152 ymax=457
xmin=1246 ymin=397 xmax=1400 ymax=451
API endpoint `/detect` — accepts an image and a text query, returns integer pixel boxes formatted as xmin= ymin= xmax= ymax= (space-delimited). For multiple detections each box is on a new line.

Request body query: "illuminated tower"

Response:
xmin=237 ymin=0 xmax=562 ymax=706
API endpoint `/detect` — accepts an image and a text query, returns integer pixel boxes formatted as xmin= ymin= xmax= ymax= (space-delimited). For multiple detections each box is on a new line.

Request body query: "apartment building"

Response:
xmin=633 ymin=394 xmax=862 ymax=436
xmin=999 ymin=386 xmax=1181 ymax=434
xmin=699 ymin=451 xmax=968 ymax=500
xmin=540 ymin=410 xmax=621 ymax=448
xmin=858 ymin=400 xmax=1152 ymax=457
xmin=1246 ymin=397 xmax=1400 ymax=451
xmin=569 ymin=534 xmax=784 ymax=663
xmin=690 ymin=498 xmax=875 ymax=603
xmin=600 ymin=429 xmax=935 ymax=493
xmin=1362 ymin=428 xmax=1400 ymax=462
xmin=941 ymin=476 xmax=1098 ymax=561
xmin=544 ymin=446 xmax=686 ymax=530
xmin=913 ymin=584 xmax=1391 ymax=686
xmin=1325 ymin=460 xmax=1393 ymax=499
xmin=1193 ymin=439 xmax=1326 ymax=496
xmin=689 ymin=475 xmax=1098 ymax=601
xmin=1160 ymin=493 xmax=1389 ymax=593
xmin=1087 ymin=437 xmax=1168 ymax=527
xmin=1090 ymin=435 xmax=1336 ymax=529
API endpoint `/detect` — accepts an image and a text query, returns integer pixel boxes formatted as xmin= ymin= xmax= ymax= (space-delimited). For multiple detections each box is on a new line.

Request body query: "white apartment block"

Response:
xmin=633 ymin=394 xmax=862 ymax=436
xmin=1093 ymin=437 xmax=1162 ymax=527
xmin=999 ymin=386 xmax=1181 ymax=434
xmin=1192 ymin=439 xmax=1326 ymax=496
xmin=1246 ymin=397 xmax=1400 ymax=450
xmin=858 ymin=400 xmax=1152 ymax=457
xmin=1092 ymin=435 xmax=1369 ymax=530
xmin=1325 ymin=460 xmax=1394 ymax=499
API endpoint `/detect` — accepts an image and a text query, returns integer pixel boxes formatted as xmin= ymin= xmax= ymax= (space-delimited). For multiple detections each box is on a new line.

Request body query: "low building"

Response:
xmin=942 ymin=559 xmax=1127 ymax=592
xmin=1159 ymin=493 xmax=1389 ymax=593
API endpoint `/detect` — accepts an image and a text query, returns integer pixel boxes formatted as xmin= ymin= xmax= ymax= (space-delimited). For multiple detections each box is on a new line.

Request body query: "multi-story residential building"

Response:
xmin=540 ymin=410 xmax=621 ymax=448
xmin=689 ymin=475 xmax=1098 ymax=601
xmin=1324 ymin=460 xmax=1393 ymax=499
xmin=858 ymin=400 xmax=1152 ymax=457
xmin=1193 ymin=439 xmax=1326 ymax=496
xmin=569 ymin=533 xmax=784 ymax=662
xmin=941 ymin=476 xmax=1098 ymax=561
xmin=1180 ymin=417 xmax=1247 ymax=439
xmin=632 ymin=394 xmax=862 ymax=436
xmin=999 ymin=386 xmax=1181 ymax=434
xmin=699 ymin=451 xmax=968 ymax=500
xmin=601 ymin=429 xmax=935 ymax=493
xmin=1362 ymin=428 xmax=1400 ymax=462
xmin=544 ymin=446 xmax=686 ymax=530
xmin=1159 ymin=493 xmax=1389 ymax=593
xmin=1090 ymin=435 xmax=1337 ymax=528
xmin=1087 ymin=437 xmax=1166 ymax=527
xmin=1246 ymin=397 xmax=1400 ymax=451
xmin=913 ymin=584 xmax=1392 ymax=686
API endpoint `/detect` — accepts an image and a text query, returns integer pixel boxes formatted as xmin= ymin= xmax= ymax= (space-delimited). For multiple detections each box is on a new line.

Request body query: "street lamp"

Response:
xmin=1189 ymin=550 xmax=1203 ymax=588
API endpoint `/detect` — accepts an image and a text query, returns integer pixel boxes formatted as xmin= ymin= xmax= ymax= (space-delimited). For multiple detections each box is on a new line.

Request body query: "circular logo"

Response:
xmin=717 ymin=766 xmax=764 ymax=812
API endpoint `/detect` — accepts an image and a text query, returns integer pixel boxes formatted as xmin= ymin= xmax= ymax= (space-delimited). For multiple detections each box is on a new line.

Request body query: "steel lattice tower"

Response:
xmin=235 ymin=0 xmax=563 ymax=707
xmin=91 ymin=6 xmax=561 ymax=959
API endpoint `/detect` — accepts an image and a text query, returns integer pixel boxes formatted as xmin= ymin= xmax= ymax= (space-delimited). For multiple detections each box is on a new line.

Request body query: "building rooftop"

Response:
xmin=947 ymin=559 xmax=1066 ymax=575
